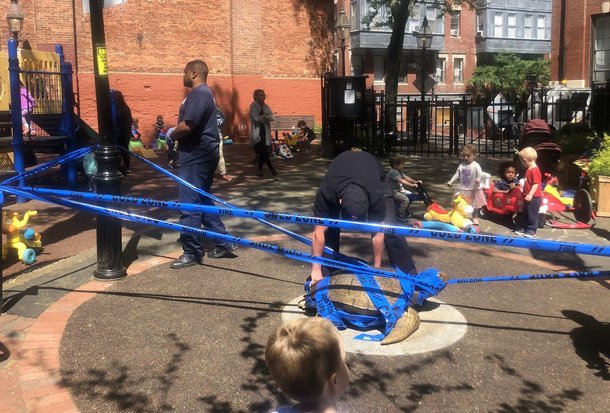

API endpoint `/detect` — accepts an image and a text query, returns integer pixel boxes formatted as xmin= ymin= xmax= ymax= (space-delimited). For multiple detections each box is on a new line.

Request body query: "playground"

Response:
xmin=0 ymin=140 xmax=609 ymax=412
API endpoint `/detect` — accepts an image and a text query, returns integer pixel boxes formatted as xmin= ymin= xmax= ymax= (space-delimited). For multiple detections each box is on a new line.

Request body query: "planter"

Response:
xmin=592 ymin=176 xmax=610 ymax=217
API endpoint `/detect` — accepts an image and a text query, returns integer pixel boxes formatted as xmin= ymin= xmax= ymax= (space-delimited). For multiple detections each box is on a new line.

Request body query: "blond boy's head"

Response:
xmin=265 ymin=318 xmax=348 ymax=403
xmin=519 ymin=147 xmax=538 ymax=163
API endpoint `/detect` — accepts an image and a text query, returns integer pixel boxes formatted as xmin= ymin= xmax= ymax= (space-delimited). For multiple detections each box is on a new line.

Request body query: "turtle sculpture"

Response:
xmin=305 ymin=268 xmax=448 ymax=345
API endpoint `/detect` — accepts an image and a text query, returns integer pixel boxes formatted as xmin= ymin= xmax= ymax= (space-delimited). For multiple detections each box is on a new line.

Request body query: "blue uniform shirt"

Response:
xmin=177 ymin=84 xmax=219 ymax=166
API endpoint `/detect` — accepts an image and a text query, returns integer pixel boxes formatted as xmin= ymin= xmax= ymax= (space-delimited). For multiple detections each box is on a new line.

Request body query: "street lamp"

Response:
xmin=413 ymin=16 xmax=433 ymax=143
xmin=335 ymin=7 xmax=350 ymax=76
xmin=6 ymin=0 xmax=24 ymax=40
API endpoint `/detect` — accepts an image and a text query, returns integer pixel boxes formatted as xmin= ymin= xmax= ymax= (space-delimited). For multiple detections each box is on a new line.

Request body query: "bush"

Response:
xmin=589 ymin=133 xmax=610 ymax=178
xmin=555 ymin=123 xmax=596 ymax=155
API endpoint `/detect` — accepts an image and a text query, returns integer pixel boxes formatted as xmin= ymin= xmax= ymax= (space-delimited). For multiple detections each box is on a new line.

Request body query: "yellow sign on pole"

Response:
xmin=96 ymin=47 xmax=108 ymax=76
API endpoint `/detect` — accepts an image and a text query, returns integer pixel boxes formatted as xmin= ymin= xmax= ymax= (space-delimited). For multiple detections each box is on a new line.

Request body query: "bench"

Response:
xmin=270 ymin=115 xmax=315 ymax=140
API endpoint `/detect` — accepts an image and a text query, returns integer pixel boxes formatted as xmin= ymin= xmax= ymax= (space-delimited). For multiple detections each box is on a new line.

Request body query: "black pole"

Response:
xmin=420 ymin=46 xmax=427 ymax=144
xmin=341 ymin=39 xmax=346 ymax=77
xmin=89 ymin=0 xmax=126 ymax=280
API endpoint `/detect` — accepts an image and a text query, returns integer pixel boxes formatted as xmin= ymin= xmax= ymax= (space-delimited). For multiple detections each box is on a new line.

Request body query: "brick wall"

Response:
xmin=1 ymin=0 xmax=332 ymax=143
xmin=551 ymin=0 xmax=608 ymax=86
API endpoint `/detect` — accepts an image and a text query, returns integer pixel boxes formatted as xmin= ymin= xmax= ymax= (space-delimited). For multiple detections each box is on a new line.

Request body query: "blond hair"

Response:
xmin=461 ymin=144 xmax=477 ymax=156
xmin=265 ymin=318 xmax=343 ymax=402
xmin=520 ymin=147 xmax=538 ymax=162
xmin=389 ymin=153 xmax=406 ymax=168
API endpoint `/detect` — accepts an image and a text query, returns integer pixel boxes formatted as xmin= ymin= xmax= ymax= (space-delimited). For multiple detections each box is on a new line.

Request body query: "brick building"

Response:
xmin=551 ymin=0 xmax=610 ymax=87
xmin=1 ymin=0 xmax=334 ymax=144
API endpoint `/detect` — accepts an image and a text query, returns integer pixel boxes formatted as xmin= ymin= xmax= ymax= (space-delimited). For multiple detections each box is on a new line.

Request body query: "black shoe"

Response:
xmin=170 ymin=254 xmax=203 ymax=269
xmin=208 ymin=244 xmax=239 ymax=259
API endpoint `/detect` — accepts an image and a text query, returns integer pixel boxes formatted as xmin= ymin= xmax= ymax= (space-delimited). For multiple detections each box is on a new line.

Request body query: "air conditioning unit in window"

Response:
xmin=450 ymin=29 xmax=459 ymax=37
xmin=476 ymin=30 xmax=484 ymax=37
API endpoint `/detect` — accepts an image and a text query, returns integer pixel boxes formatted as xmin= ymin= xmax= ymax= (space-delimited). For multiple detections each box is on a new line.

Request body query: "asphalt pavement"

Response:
xmin=1 ymin=142 xmax=609 ymax=412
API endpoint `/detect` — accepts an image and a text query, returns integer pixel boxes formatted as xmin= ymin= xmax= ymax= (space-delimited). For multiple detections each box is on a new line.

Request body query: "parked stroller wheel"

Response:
xmin=573 ymin=189 xmax=593 ymax=223
xmin=478 ymin=206 xmax=488 ymax=218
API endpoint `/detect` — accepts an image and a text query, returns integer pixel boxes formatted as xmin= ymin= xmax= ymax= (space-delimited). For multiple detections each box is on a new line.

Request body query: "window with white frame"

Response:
xmin=453 ymin=57 xmax=464 ymax=83
xmin=507 ymin=13 xmax=517 ymax=38
xmin=351 ymin=54 xmax=363 ymax=76
xmin=374 ymin=55 xmax=385 ymax=82
xmin=494 ymin=12 xmax=503 ymax=37
xmin=435 ymin=57 xmax=446 ymax=83
xmin=350 ymin=1 xmax=358 ymax=30
xmin=407 ymin=4 xmax=421 ymax=33
xmin=536 ymin=16 xmax=546 ymax=39
xmin=450 ymin=12 xmax=460 ymax=36
xmin=477 ymin=10 xmax=485 ymax=35
xmin=524 ymin=14 xmax=533 ymax=39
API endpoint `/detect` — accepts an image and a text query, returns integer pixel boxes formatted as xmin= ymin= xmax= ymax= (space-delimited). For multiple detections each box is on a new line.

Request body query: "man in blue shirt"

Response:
xmin=169 ymin=60 xmax=237 ymax=269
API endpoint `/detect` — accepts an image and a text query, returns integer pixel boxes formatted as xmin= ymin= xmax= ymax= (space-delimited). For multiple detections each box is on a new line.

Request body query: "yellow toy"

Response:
xmin=2 ymin=210 xmax=42 ymax=264
xmin=543 ymin=181 xmax=574 ymax=208
xmin=424 ymin=194 xmax=474 ymax=229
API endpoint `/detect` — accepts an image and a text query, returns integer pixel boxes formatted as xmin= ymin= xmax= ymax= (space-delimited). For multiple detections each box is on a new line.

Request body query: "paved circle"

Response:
xmin=282 ymin=297 xmax=467 ymax=356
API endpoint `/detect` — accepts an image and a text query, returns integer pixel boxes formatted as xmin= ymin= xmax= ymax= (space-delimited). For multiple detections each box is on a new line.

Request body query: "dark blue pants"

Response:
xmin=178 ymin=158 xmax=229 ymax=257
xmin=524 ymin=196 xmax=542 ymax=233
xmin=323 ymin=197 xmax=417 ymax=275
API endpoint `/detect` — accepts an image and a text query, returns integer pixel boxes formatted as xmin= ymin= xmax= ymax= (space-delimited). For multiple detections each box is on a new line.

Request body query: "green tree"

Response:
xmin=465 ymin=53 xmax=550 ymax=102
xmin=363 ymin=1 xmax=475 ymax=135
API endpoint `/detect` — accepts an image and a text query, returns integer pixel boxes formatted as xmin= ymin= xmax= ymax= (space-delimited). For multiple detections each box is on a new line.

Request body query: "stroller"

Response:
xmin=515 ymin=119 xmax=594 ymax=229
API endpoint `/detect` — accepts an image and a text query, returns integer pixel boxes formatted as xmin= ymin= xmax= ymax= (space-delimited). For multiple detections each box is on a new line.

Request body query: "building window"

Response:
xmin=453 ymin=57 xmax=464 ymax=83
xmin=493 ymin=12 xmax=503 ymax=37
xmin=507 ymin=13 xmax=517 ymax=38
xmin=374 ymin=55 xmax=385 ymax=82
xmin=450 ymin=12 xmax=460 ymax=37
xmin=594 ymin=15 xmax=610 ymax=81
xmin=524 ymin=15 xmax=533 ymax=39
xmin=351 ymin=54 xmax=363 ymax=76
xmin=408 ymin=4 xmax=421 ymax=33
xmin=435 ymin=57 xmax=446 ymax=83
xmin=350 ymin=1 xmax=358 ymax=31
xmin=536 ymin=16 xmax=546 ymax=40
xmin=399 ymin=57 xmax=408 ymax=83
xmin=476 ymin=10 xmax=485 ymax=36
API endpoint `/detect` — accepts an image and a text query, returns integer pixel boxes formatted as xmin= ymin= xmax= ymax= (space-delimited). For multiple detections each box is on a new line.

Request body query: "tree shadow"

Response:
xmin=61 ymin=333 xmax=191 ymax=413
xmin=291 ymin=0 xmax=334 ymax=76
xmin=197 ymin=307 xmax=291 ymax=412
xmin=485 ymin=354 xmax=584 ymax=412
xmin=562 ymin=310 xmax=610 ymax=381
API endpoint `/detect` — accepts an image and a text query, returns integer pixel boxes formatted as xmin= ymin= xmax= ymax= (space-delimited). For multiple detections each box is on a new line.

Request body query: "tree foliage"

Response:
xmin=465 ymin=53 xmax=550 ymax=102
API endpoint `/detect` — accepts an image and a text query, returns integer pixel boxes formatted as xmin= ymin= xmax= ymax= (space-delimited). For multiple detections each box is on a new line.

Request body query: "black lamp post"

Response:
xmin=6 ymin=0 xmax=23 ymax=40
xmin=335 ymin=7 xmax=350 ymax=76
xmin=414 ymin=16 xmax=433 ymax=144
xmin=88 ymin=0 xmax=126 ymax=280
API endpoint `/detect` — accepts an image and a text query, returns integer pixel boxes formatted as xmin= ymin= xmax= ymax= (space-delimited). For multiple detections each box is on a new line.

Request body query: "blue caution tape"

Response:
xmin=123 ymin=147 xmax=371 ymax=269
xmin=448 ymin=270 xmax=610 ymax=284
xmin=2 ymin=185 xmax=425 ymax=285
xmin=1 ymin=145 xmax=95 ymax=186
xmin=8 ymin=184 xmax=610 ymax=259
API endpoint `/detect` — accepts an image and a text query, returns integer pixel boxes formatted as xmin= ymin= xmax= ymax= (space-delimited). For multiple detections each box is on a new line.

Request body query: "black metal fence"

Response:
xmin=322 ymin=75 xmax=592 ymax=158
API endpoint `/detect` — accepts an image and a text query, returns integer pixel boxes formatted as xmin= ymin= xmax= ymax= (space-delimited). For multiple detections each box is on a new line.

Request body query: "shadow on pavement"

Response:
xmin=562 ymin=310 xmax=610 ymax=381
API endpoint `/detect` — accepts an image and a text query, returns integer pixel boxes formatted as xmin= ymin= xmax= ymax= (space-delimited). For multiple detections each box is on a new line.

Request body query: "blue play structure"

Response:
xmin=4 ymin=39 xmax=80 ymax=188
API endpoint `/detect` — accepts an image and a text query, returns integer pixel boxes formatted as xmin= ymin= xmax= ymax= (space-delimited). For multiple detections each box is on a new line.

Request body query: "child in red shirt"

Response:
xmin=515 ymin=147 xmax=542 ymax=238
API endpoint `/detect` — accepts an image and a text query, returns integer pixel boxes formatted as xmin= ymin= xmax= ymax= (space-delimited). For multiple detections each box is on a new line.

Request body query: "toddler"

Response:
xmin=493 ymin=161 xmax=520 ymax=193
xmin=296 ymin=120 xmax=317 ymax=152
xmin=165 ymin=126 xmax=178 ymax=169
xmin=154 ymin=114 xmax=165 ymax=141
xmin=515 ymin=147 xmax=542 ymax=238
xmin=447 ymin=144 xmax=486 ymax=225
xmin=388 ymin=154 xmax=422 ymax=221
xmin=131 ymin=118 xmax=142 ymax=141
xmin=265 ymin=318 xmax=349 ymax=413
xmin=20 ymin=82 xmax=36 ymax=136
